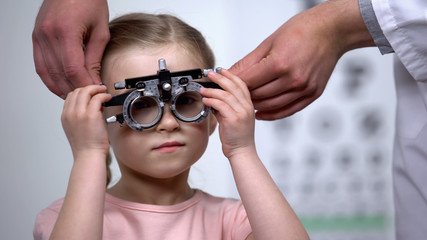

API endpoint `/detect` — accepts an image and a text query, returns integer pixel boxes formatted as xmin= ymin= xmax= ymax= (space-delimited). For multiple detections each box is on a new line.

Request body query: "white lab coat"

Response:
xmin=372 ymin=0 xmax=427 ymax=239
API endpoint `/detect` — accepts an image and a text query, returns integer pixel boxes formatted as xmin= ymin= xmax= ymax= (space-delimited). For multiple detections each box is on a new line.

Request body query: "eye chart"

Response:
xmin=262 ymin=50 xmax=396 ymax=240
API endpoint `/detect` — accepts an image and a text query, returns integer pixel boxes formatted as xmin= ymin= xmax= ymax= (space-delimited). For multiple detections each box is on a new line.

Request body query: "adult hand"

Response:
xmin=33 ymin=0 xmax=110 ymax=99
xmin=230 ymin=0 xmax=374 ymax=120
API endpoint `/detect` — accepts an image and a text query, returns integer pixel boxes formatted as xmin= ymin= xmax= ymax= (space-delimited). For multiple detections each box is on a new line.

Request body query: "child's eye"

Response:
xmin=175 ymin=92 xmax=204 ymax=118
xmin=177 ymin=96 xmax=196 ymax=105
xmin=130 ymin=97 xmax=160 ymax=125
xmin=133 ymin=100 xmax=151 ymax=109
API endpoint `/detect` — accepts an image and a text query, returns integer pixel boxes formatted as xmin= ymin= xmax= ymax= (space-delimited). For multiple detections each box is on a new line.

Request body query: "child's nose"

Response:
xmin=156 ymin=104 xmax=180 ymax=132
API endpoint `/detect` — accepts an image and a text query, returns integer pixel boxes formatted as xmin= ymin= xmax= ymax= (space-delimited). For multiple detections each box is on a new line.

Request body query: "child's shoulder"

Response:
xmin=196 ymin=190 xmax=252 ymax=238
xmin=196 ymin=190 xmax=245 ymax=214
xmin=36 ymin=197 xmax=64 ymax=218
xmin=33 ymin=198 xmax=64 ymax=240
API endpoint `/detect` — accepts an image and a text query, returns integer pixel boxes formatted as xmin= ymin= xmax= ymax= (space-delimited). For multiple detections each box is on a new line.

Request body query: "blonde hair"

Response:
xmin=102 ymin=13 xmax=216 ymax=186
xmin=103 ymin=12 xmax=215 ymax=69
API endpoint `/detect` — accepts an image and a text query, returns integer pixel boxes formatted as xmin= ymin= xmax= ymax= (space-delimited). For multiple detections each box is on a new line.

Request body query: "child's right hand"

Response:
xmin=61 ymin=85 xmax=112 ymax=160
xmin=200 ymin=69 xmax=256 ymax=160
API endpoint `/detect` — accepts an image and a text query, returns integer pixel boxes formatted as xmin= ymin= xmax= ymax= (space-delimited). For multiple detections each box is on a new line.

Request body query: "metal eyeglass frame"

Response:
xmin=103 ymin=59 xmax=221 ymax=132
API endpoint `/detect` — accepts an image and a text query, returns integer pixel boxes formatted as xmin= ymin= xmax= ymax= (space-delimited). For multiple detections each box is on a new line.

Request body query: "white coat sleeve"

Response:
xmin=371 ymin=0 xmax=427 ymax=82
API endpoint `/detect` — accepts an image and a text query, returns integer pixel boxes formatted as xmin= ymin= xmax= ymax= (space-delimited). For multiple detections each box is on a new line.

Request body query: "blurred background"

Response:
xmin=0 ymin=0 xmax=395 ymax=239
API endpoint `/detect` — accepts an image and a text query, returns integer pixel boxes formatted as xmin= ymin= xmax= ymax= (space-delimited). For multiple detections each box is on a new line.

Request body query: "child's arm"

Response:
xmin=201 ymin=70 xmax=309 ymax=240
xmin=49 ymin=85 xmax=111 ymax=240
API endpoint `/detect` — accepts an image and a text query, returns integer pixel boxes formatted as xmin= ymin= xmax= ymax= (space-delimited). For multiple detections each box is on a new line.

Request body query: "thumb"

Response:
xmin=229 ymin=37 xmax=273 ymax=88
xmin=84 ymin=25 xmax=110 ymax=85
xmin=229 ymin=38 xmax=271 ymax=76
xmin=61 ymin=33 xmax=93 ymax=89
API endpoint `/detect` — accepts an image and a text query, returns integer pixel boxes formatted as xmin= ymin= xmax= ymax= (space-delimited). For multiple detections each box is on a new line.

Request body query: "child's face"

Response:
xmin=102 ymin=44 xmax=217 ymax=180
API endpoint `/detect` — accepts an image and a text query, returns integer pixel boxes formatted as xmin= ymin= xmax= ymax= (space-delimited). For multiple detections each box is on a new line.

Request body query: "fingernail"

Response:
xmin=208 ymin=70 xmax=218 ymax=76
xmin=203 ymin=69 xmax=213 ymax=77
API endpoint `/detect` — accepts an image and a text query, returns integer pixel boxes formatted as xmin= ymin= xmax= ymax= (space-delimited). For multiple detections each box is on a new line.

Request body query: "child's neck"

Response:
xmin=107 ymin=171 xmax=195 ymax=205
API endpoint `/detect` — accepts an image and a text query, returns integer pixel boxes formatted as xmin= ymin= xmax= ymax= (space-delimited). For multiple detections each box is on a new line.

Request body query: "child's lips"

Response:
xmin=153 ymin=141 xmax=185 ymax=152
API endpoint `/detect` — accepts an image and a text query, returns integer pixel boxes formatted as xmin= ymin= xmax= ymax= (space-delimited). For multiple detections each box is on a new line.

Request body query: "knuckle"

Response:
xmin=64 ymin=65 xmax=83 ymax=79
xmin=223 ymin=92 xmax=233 ymax=101
xmin=60 ymin=114 xmax=67 ymax=124
xmin=289 ymin=72 xmax=308 ymax=89
xmin=270 ymin=57 xmax=289 ymax=74
xmin=36 ymin=20 xmax=71 ymax=40
xmin=46 ymin=84 xmax=63 ymax=97
xmin=31 ymin=30 xmax=38 ymax=42
xmin=305 ymin=82 xmax=317 ymax=95
xmin=87 ymin=62 xmax=102 ymax=75
xmin=64 ymin=91 xmax=73 ymax=99
xmin=61 ymin=111 xmax=74 ymax=124
xmin=73 ymin=87 xmax=87 ymax=96
xmin=99 ymin=29 xmax=110 ymax=43
xmin=75 ymin=87 xmax=83 ymax=92
xmin=314 ymin=89 xmax=323 ymax=98
xmin=34 ymin=65 xmax=48 ymax=78
xmin=46 ymin=67 xmax=66 ymax=81
xmin=230 ymin=59 xmax=245 ymax=74
xmin=250 ymin=88 xmax=263 ymax=99
xmin=36 ymin=20 xmax=55 ymax=36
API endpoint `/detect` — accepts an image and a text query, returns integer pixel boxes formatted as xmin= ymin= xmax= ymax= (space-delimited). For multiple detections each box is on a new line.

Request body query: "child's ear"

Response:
xmin=208 ymin=112 xmax=217 ymax=136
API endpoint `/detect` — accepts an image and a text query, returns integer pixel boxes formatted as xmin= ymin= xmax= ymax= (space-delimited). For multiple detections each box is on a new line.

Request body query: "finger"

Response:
xmin=237 ymin=53 xmax=291 ymax=91
xmin=75 ymin=85 xmax=108 ymax=109
xmin=202 ymin=97 xmax=234 ymax=120
xmin=229 ymin=36 xmax=287 ymax=90
xmin=201 ymin=87 xmax=238 ymax=111
xmin=63 ymin=90 xmax=74 ymax=112
xmin=252 ymin=84 xmax=317 ymax=112
xmin=32 ymin=32 xmax=64 ymax=98
xmin=203 ymin=87 xmax=252 ymax=118
xmin=62 ymin=90 xmax=78 ymax=123
xmin=255 ymin=94 xmax=319 ymax=120
xmin=61 ymin=35 xmax=94 ymax=89
xmin=229 ymin=36 xmax=273 ymax=77
xmin=34 ymin=29 xmax=74 ymax=98
xmin=88 ymin=92 xmax=112 ymax=114
xmin=38 ymin=35 xmax=75 ymax=97
xmin=201 ymin=97 xmax=221 ymax=118
xmin=219 ymin=69 xmax=251 ymax=100
xmin=202 ymin=87 xmax=253 ymax=120
xmin=207 ymin=70 xmax=250 ymax=106
xmin=250 ymin=77 xmax=290 ymax=100
xmin=83 ymin=25 xmax=110 ymax=85
xmin=42 ymin=49 xmax=74 ymax=96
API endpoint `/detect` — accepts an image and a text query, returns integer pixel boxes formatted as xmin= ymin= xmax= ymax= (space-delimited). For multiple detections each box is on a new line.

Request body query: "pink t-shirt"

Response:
xmin=33 ymin=190 xmax=252 ymax=240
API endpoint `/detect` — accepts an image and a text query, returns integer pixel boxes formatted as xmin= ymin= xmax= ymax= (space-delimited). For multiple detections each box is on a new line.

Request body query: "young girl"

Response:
xmin=33 ymin=13 xmax=309 ymax=240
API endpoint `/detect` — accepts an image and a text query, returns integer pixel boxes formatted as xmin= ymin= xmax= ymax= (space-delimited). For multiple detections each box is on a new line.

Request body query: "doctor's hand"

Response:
xmin=33 ymin=0 xmax=110 ymax=99
xmin=230 ymin=0 xmax=374 ymax=120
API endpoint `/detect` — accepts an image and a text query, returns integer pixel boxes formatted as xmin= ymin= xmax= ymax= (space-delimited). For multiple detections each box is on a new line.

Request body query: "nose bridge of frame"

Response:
xmin=158 ymin=102 xmax=180 ymax=127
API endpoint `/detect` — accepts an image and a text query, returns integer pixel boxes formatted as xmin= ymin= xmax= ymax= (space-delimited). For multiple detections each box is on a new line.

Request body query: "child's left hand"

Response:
xmin=200 ymin=69 xmax=255 ymax=160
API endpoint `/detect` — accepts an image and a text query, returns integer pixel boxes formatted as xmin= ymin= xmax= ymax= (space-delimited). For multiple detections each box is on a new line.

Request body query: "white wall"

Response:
xmin=0 ymin=1 xmax=395 ymax=239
